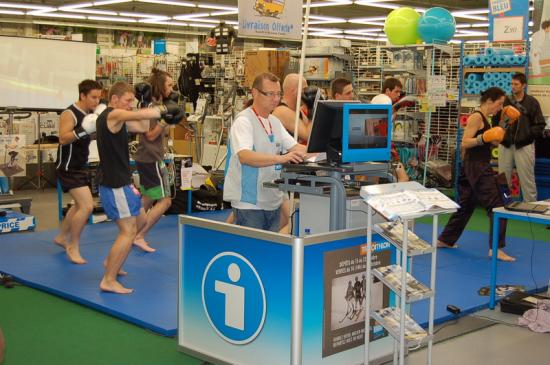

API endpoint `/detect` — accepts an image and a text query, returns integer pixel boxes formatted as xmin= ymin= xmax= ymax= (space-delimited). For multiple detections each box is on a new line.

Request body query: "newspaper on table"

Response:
xmin=374 ymin=307 xmax=427 ymax=342
xmin=376 ymin=265 xmax=431 ymax=300
xmin=374 ymin=222 xmax=431 ymax=254
xmin=362 ymin=188 xmax=459 ymax=220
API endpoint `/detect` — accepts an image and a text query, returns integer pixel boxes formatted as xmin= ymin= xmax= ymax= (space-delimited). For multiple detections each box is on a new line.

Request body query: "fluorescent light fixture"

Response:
xmin=344 ymin=35 xmax=377 ymax=41
xmin=0 ymin=9 xmax=25 ymax=15
xmin=308 ymin=15 xmax=346 ymax=22
xmin=59 ymin=2 xmax=93 ymax=10
xmin=225 ymin=20 xmax=238 ymax=25
xmin=28 ymin=12 xmax=87 ymax=19
xmin=118 ymin=12 xmax=168 ymax=18
xmin=452 ymin=9 xmax=489 ymax=15
xmin=197 ymin=4 xmax=237 ymax=11
xmin=471 ymin=23 xmax=489 ymax=28
xmin=454 ymin=33 xmax=488 ymax=38
xmin=26 ymin=8 xmax=58 ymax=15
xmin=173 ymin=12 xmax=211 ymax=19
xmin=457 ymin=29 xmax=488 ymax=35
xmin=307 ymin=27 xmax=343 ymax=33
xmin=140 ymin=19 xmax=189 ymax=26
xmin=88 ymin=15 xmax=138 ymax=22
xmin=355 ymin=1 xmax=399 ymax=10
xmin=62 ymin=8 xmax=118 ymax=15
xmin=307 ymin=1 xmax=353 ymax=8
xmin=455 ymin=24 xmax=472 ymax=28
xmin=349 ymin=16 xmax=387 ymax=22
xmin=137 ymin=0 xmax=196 ymax=7
xmin=0 ymin=2 xmax=54 ymax=10
xmin=451 ymin=12 xmax=487 ymax=21
xmin=93 ymin=0 xmax=132 ymax=5
xmin=344 ymin=28 xmax=382 ymax=35
xmin=187 ymin=23 xmax=215 ymax=28
xmin=309 ymin=20 xmax=348 ymax=25
xmin=348 ymin=20 xmax=385 ymax=26
xmin=182 ymin=18 xmax=220 ymax=23
xmin=209 ymin=10 xmax=239 ymax=16
xmin=308 ymin=32 xmax=345 ymax=39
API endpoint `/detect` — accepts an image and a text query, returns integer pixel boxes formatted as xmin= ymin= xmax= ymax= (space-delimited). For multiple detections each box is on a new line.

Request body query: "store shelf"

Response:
xmin=357 ymin=65 xmax=382 ymax=69
xmin=356 ymin=77 xmax=382 ymax=82
xmin=290 ymin=50 xmax=353 ymax=62
xmin=374 ymin=222 xmax=434 ymax=256
xmin=371 ymin=307 xmax=431 ymax=346
xmin=373 ymin=265 xmax=433 ymax=303
xmin=463 ymin=67 xmax=526 ymax=73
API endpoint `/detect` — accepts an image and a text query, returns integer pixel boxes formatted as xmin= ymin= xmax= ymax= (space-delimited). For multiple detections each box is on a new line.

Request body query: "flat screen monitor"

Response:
xmin=306 ymin=100 xmax=360 ymax=160
xmin=307 ymin=100 xmax=391 ymax=164
xmin=342 ymin=104 xmax=392 ymax=163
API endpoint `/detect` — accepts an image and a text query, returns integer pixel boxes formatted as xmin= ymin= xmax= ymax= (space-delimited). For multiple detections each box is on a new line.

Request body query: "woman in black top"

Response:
xmin=438 ymin=87 xmax=515 ymax=262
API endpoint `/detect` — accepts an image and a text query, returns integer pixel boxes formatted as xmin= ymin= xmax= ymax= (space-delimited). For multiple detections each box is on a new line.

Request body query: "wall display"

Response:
xmin=38 ymin=24 xmax=97 ymax=43
xmin=0 ymin=135 xmax=26 ymax=177
xmin=0 ymin=36 xmax=96 ymax=110
xmin=238 ymin=0 xmax=302 ymax=41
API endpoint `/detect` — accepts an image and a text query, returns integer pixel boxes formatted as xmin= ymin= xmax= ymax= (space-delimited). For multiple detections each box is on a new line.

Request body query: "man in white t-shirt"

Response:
xmin=224 ymin=72 xmax=307 ymax=231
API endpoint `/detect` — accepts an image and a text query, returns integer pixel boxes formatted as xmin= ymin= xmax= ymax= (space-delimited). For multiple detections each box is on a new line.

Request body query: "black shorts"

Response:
xmin=56 ymin=168 xmax=90 ymax=193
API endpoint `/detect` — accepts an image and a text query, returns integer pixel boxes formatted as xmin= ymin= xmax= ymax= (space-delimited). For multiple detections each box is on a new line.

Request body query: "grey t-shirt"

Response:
xmin=135 ymin=117 xmax=165 ymax=163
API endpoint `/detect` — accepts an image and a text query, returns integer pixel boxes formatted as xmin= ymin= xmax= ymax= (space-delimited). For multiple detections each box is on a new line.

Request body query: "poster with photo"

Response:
xmin=113 ymin=30 xmax=164 ymax=50
xmin=0 ymin=135 xmax=26 ymax=177
xmin=322 ymin=242 xmax=391 ymax=358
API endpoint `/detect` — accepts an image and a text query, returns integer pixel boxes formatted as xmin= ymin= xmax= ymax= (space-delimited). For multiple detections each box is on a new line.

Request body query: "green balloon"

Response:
xmin=384 ymin=7 xmax=421 ymax=45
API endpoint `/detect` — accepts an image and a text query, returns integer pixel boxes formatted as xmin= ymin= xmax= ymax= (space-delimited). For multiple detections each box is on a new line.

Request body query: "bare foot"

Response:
xmin=53 ymin=235 xmax=68 ymax=249
xmin=488 ymin=249 xmax=516 ymax=262
xmin=99 ymin=278 xmax=133 ymax=294
xmin=437 ymin=240 xmax=457 ymax=249
xmin=103 ymin=261 xmax=127 ymax=276
xmin=66 ymin=246 xmax=87 ymax=264
xmin=133 ymin=238 xmax=156 ymax=253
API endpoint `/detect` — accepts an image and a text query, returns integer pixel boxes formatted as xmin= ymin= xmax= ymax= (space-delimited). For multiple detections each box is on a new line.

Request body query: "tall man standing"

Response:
xmin=224 ymin=73 xmax=306 ymax=231
xmin=498 ymin=73 xmax=545 ymax=202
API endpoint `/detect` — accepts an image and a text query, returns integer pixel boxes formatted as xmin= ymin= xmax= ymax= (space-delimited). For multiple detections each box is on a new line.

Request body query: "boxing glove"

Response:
xmin=134 ymin=82 xmax=152 ymax=108
xmin=157 ymin=100 xmax=185 ymax=125
xmin=500 ymin=105 xmax=520 ymax=127
xmin=476 ymin=126 xmax=505 ymax=145
xmin=73 ymin=103 xmax=106 ymax=139
xmin=164 ymin=91 xmax=180 ymax=104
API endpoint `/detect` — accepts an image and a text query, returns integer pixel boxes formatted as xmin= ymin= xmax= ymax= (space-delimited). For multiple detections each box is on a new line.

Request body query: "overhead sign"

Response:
xmin=238 ymin=0 xmax=303 ymax=41
xmin=489 ymin=0 xmax=529 ymax=42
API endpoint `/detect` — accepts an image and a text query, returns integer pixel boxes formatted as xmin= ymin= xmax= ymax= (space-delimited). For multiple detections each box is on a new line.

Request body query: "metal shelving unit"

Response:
xmin=361 ymin=182 xmax=457 ymax=365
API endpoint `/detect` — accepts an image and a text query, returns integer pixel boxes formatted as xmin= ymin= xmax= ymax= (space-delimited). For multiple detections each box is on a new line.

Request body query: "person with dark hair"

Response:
xmin=438 ymin=87 xmax=515 ymax=262
xmin=330 ymin=77 xmax=354 ymax=100
xmin=223 ymin=72 xmax=307 ymax=231
xmin=97 ymin=81 xmax=184 ymax=293
xmin=530 ymin=20 xmax=550 ymax=75
xmin=133 ymin=68 xmax=181 ymax=252
xmin=53 ymin=79 xmax=103 ymax=264
xmin=497 ymin=72 xmax=546 ymax=202
xmin=381 ymin=77 xmax=403 ymax=103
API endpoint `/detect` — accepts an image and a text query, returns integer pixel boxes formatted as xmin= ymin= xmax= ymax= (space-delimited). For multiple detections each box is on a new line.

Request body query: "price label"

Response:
xmin=493 ymin=16 xmax=524 ymax=42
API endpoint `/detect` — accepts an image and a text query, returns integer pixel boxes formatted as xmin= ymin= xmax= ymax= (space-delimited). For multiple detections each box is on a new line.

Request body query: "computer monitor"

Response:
xmin=306 ymin=100 xmax=360 ymax=163
xmin=342 ymin=104 xmax=392 ymax=163
xmin=307 ymin=100 xmax=392 ymax=164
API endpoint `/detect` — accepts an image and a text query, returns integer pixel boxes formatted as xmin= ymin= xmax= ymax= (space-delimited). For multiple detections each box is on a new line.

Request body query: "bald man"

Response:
xmin=273 ymin=73 xmax=311 ymax=141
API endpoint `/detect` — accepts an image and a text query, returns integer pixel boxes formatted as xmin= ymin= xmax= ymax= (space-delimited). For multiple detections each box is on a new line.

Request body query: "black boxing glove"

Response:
xmin=134 ymin=82 xmax=152 ymax=108
xmin=164 ymin=91 xmax=180 ymax=104
xmin=157 ymin=100 xmax=185 ymax=125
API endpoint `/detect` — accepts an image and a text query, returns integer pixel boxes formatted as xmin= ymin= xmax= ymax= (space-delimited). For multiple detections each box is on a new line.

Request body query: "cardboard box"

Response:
xmin=245 ymin=50 xmax=290 ymax=87
xmin=304 ymin=57 xmax=345 ymax=80
xmin=173 ymin=139 xmax=197 ymax=161
xmin=0 ymin=210 xmax=36 ymax=233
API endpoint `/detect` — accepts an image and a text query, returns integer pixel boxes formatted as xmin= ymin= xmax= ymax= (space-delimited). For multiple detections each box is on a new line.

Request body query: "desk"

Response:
xmin=490 ymin=205 xmax=550 ymax=309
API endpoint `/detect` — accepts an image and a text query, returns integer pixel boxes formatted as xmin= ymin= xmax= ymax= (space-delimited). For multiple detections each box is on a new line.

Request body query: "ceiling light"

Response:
xmin=307 ymin=1 xmax=353 ymax=8
xmin=118 ymin=12 xmax=168 ymax=18
xmin=309 ymin=20 xmax=348 ymax=25
xmin=455 ymin=24 xmax=472 ymax=28
xmin=454 ymin=33 xmax=488 ymax=37
xmin=344 ymin=28 xmax=382 ymax=35
xmin=0 ymin=9 xmax=25 ymax=15
xmin=88 ymin=15 xmax=138 ymax=22
xmin=26 ymin=8 xmax=58 ymax=15
xmin=308 ymin=15 xmax=346 ymax=22
xmin=471 ymin=23 xmax=489 ymax=28
xmin=451 ymin=12 xmax=488 ymax=21
xmin=59 ymin=2 xmax=93 ymax=10
xmin=307 ymin=27 xmax=343 ymax=33
xmin=93 ymin=0 xmax=132 ymax=5
xmin=349 ymin=16 xmax=386 ymax=22
xmin=0 ymin=2 xmax=54 ymax=10
xmin=140 ymin=19 xmax=188 ymax=26
xmin=173 ymin=12 xmax=211 ymax=19
xmin=182 ymin=18 xmax=220 ymax=24
xmin=457 ymin=29 xmax=488 ymax=35
xmin=344 ymin=35 xmax=377 ymax=41
xmin=209 ymin=10 xmax=238 ymax=16
xmin=348 ymin=20 xmax=385 ymax=26
xmin=225 ymin=20 xmax=238 ymax=25
xmin=453 ymin=9 xmax=489 ymax=15
xmin=308 ymin=32 xmax=345 ymax=39
xmin=63 ymin=8 xmax=118 ymax=15
xmin=137 ymin=0 xmax=196 ymax=7
xmin=28 ymin=12 xmax=87 ymax=19
xmin=355 ymin=1 xmax=399 ymax=10
xmin=197 ymin=4 xmax=237 ymax=11
xmin=187 ymin=23 xmax=214 ymax=28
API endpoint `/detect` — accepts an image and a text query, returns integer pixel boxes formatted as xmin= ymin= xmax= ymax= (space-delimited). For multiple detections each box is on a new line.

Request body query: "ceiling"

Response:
xmin=0 ymin=0 xmax=528 ymax=42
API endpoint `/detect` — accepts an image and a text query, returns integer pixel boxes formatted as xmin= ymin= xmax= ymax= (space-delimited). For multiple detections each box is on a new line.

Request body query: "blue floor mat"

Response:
xmin=0 ymin=211 xmax=548 ymax=336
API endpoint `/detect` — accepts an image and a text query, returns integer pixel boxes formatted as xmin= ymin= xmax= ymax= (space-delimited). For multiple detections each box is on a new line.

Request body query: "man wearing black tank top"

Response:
xmin=438 ymin=87 xmax=515 ymax=262
xmin=54 ymin=79 xmax=102 ymax=264
xmin=96 ymin=81 xmax=184 ymax=294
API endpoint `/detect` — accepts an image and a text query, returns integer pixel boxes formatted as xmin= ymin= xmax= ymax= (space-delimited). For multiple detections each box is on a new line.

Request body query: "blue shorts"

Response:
xmin=99 ymin=184 xmax=142 ymax=221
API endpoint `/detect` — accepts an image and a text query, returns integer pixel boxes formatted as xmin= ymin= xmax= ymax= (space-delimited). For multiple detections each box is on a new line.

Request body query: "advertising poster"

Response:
xmin=238 ymin=0 xmax=302 ymax=41
xmin=322 ymin=242 xmax=390 ymax=358
xmin=488 ymin=0 xmax=529 ymax=42
xmin=0 ymin=135 xmax=26 ymax=177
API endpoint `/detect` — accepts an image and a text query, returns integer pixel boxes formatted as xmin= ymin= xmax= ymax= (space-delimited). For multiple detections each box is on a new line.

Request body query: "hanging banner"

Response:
xmin=238 ymin=0 xmax=302 ymax=41
xmin=488 ymin=0 xmax=529 ymax=42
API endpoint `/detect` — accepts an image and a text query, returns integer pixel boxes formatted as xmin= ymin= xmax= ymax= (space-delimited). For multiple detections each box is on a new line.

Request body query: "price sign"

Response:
xmin=493 ymin=16 xmax=524 ymax=41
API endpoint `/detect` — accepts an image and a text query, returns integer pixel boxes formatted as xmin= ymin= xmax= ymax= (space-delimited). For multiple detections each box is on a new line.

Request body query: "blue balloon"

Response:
xmin=418 ymin=7 xmax=456 ymax=43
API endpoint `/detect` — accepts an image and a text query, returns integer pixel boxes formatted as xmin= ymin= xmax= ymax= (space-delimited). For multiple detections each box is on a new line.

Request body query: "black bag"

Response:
xmin=165 ymin=186 xmax=228 ymax=215
xmin=500 ymin=291 xmax=548 ymax=315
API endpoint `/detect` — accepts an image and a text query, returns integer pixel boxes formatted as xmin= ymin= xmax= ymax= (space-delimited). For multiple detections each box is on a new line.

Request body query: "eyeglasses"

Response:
xmin=257 ymin=89 xmax=283 ymax=98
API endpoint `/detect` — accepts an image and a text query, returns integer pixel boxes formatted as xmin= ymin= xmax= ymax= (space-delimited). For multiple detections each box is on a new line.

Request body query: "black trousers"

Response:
xmin=439 ymin=160 xmax=507 ymax=248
